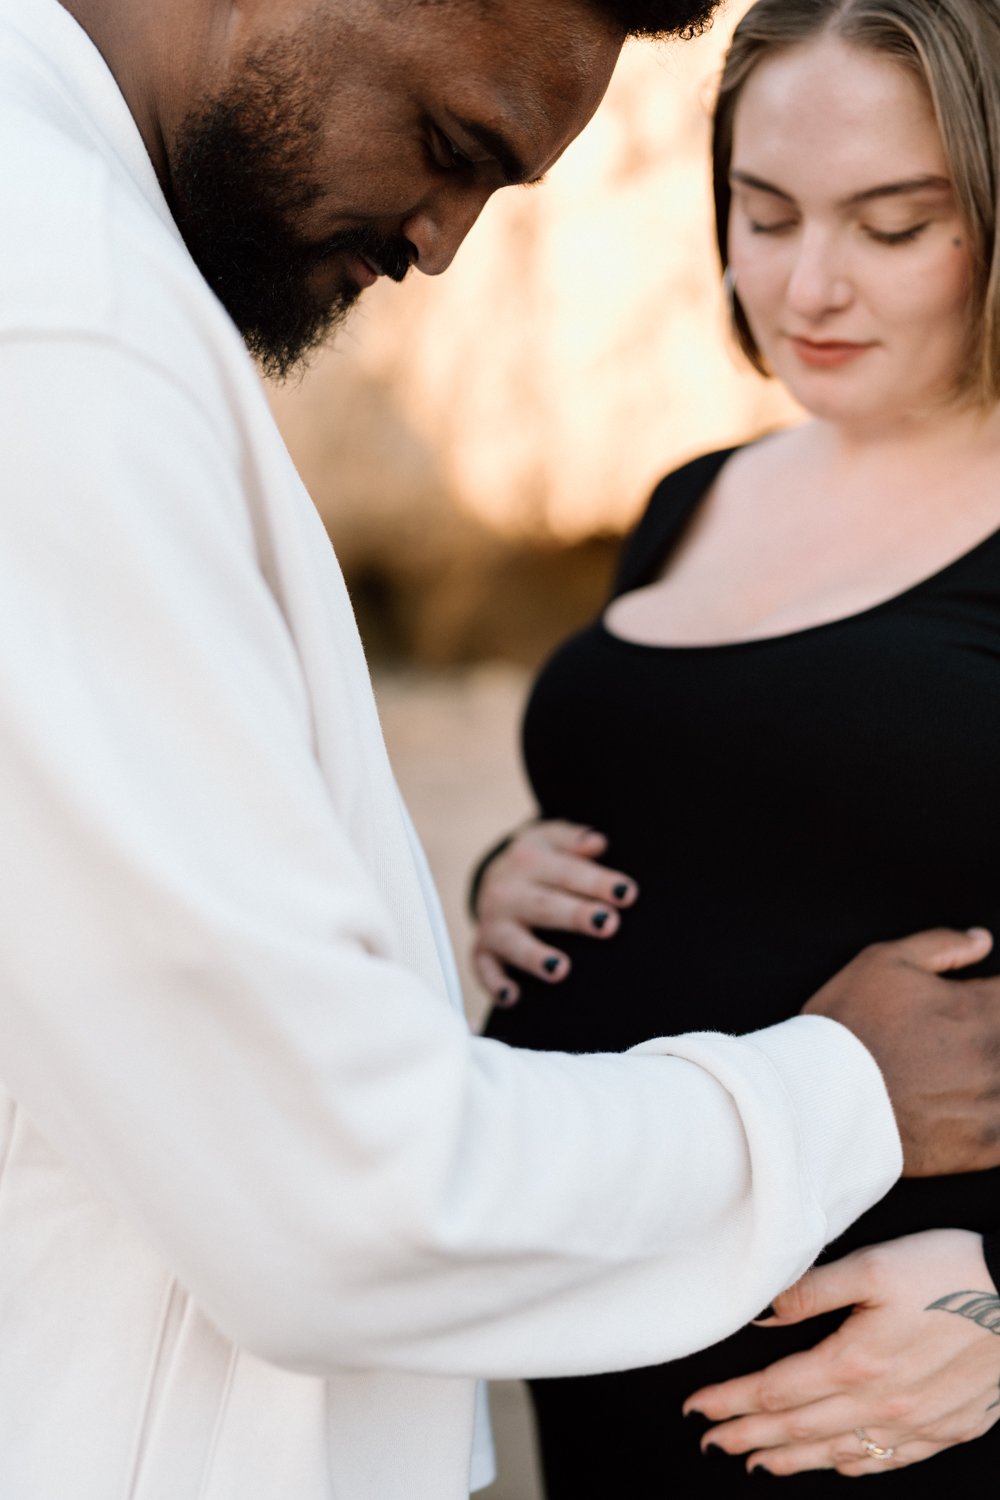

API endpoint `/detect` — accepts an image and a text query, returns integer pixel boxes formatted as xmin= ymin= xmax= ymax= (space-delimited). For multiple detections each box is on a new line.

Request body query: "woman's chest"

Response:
xmin=524 ymin=596 xmax=1000 ymax=885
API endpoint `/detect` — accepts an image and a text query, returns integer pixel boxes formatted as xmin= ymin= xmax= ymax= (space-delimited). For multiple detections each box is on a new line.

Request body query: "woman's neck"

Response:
xmin=811 ymin=399 xmax=1000 ymax=478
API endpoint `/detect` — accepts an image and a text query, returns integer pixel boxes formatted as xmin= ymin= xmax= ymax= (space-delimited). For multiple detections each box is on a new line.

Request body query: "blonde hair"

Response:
xmin=712 ymin=0 xmax=1000 ymax=403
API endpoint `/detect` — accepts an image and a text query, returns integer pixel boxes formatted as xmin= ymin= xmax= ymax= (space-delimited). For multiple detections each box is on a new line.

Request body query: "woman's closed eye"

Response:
xmin=749 ymin=216 xmax=797 ymax=235
xmin=864 ymin=221 xmax=931 ymax=246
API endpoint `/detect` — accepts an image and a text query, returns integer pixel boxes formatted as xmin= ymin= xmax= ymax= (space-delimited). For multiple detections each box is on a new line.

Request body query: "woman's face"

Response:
xmin=727 ymin=33 xmax=973 ymax=428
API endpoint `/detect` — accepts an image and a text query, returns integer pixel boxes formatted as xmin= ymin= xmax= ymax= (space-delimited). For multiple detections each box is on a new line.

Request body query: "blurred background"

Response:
xmin=269 ymin=3 xmax=797 ymax=1493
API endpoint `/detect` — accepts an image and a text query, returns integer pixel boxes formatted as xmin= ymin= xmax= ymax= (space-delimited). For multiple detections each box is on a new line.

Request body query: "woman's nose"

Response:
xmin=785 ymin=228 xmax=852 ymax=320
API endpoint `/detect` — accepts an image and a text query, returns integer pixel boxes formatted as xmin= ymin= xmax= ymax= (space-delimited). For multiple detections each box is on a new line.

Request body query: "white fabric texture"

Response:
xmin=0 ymin=2 xmax=902 ymax=1497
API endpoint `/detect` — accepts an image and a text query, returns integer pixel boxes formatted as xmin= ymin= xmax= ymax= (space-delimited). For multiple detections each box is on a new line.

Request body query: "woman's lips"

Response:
xmin=787 ymin=336 xmax=875 ymax=368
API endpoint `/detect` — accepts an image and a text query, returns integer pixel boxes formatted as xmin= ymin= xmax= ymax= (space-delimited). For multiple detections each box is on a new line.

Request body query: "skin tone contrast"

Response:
xmin=477 ymin=33 xmax=1000 ymax=1002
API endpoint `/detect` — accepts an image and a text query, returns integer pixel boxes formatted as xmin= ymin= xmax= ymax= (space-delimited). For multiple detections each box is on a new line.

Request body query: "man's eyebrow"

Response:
xmin=453 ymin=117 xmax=546 ymax=187
xmin=729 ymin=169 xmax=953 ymax=207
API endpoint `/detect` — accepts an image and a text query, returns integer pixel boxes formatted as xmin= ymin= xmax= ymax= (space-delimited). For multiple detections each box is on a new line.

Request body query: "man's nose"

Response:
xmin=402 ymin=183 xmax=494 ymax=276
xmin=785 ymin=227 xmax=852 ymax=320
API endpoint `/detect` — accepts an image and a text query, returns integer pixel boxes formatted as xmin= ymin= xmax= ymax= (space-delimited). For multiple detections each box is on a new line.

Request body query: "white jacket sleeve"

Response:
xmin=0 ymin=336 xmax=901 ymax=1380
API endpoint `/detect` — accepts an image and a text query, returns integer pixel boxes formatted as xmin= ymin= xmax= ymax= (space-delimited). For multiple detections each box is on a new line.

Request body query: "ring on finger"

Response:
xmin=854 ymin=1428 xmax=895 ymax=1461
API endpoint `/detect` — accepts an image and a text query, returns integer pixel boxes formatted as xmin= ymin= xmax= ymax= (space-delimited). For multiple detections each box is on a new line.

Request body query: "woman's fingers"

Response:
xmin=470 ymin=820 xmax=641 ymax=998
xmin=472 ymin=948 xmax=520 ymax=1007
xmin=533 ymin=820 xmax=609 ymax=857
xmin=745 ymin=1433 xmax=937 ymax=1477
xmin=495 ymin=881 xmax=623 ymax=937
xmin=685 ymin=1340 xmax=836 ymax=1424
xmin=472 ymin=918 xmax=571 ymax=986
xmin=700 ymin=1394 xmax=849 ymax=1457
xmin=687 ymin=1231 xmax=1000 ymax=1480
xmin=761 ymin=1251 xmax=871 ymax=1327
xmin=482 ymin=822 xmax=639 ymax=914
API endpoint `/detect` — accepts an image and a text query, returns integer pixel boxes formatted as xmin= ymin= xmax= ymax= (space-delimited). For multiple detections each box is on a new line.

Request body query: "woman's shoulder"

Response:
xmin=645 ymin=427 xmax=807 ymax=510
xmin=643 ymin=445 xmax=743 ymax=511
xmin=610 ymin=432 xmax=800 ymax=598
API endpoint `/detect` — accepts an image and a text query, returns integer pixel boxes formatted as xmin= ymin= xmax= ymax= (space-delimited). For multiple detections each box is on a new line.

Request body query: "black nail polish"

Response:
xmin=542 ymin=956 xmax=560 ymax=975
xmin=498 ymin=985 xmax=513 ymax=1004
xmin=591 ymin=910 xmax=610 ymax=931
xmin=754 ymin=1305 xmax=776 ymax=1321
xmin=613 ymin=882 xmax=630 ymax=901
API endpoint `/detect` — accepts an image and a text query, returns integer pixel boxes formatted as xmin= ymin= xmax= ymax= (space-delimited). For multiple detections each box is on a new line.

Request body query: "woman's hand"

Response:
xmin=471 ymin=820 xmax=638 ymax=1006
xmin=684 ymin=1229 xmax=1000 ymax=1476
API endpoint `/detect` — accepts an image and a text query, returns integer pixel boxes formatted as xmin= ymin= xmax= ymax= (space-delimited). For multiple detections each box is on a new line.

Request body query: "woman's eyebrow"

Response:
xmin=729 ymin=170 xmax=794 ymax=202
xmin=845 ymin=174 xmax=952 ymax=206
xmin=729 ymin=168 xmax=952 ymax=207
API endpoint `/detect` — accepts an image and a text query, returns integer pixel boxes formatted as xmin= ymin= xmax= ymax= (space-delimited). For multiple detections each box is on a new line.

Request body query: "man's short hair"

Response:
xmin=589 ymin=0 xmax=720 ymax=37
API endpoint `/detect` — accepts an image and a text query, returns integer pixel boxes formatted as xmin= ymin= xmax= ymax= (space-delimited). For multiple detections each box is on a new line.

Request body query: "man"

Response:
xmin=0 ymin=0 xmax=999 ymax=1496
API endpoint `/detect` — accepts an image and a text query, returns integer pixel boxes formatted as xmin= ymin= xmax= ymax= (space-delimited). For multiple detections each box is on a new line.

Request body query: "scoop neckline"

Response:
xmin=600 ymin=457 xmax=1000 ymax=656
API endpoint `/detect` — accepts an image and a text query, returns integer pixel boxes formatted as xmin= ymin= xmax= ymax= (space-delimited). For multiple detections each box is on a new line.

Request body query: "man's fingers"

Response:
xmin=886 ymin=926 xmax=993 ymax=974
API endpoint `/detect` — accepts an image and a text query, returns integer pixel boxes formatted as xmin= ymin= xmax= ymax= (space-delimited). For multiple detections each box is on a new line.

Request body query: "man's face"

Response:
xmin=168 ymin=0 xmax=622 ymax=377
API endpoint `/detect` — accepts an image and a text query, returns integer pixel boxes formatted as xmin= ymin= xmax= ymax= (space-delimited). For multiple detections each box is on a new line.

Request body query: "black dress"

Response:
xmin=485 ymin=448 xmax=1000 ymax=1496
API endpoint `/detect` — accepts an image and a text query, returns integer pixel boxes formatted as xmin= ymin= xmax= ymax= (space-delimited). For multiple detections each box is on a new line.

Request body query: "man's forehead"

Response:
xmin=428 ymin=0 xmax=623 ymax=176
xmin=395 ymin=0 xmax=623 ymax=87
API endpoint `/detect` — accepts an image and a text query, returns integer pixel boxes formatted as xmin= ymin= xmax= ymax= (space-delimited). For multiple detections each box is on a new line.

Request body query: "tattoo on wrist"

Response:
xmin=926 ymin=1290 xmax=1000 ymax=1333
xmin=926 ymin=1290 xmax=1000 ymax=1410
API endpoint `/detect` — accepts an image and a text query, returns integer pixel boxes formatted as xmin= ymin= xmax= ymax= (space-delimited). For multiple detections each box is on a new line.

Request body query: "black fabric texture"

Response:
xmin=484 ymin=447 xmax=1000 ymax=1496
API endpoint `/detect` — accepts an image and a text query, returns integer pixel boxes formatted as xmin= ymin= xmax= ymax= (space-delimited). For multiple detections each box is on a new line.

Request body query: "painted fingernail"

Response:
xmin=754 ymin=1305 xmax=776 ymax=1321
xmin=613 ymin=882 xmax=632 ymax=901
xmin=496 ymin=986 xmax=517 ymax=1008
xmin=542 ymin=956 xmax=561 ymax=975
xmin=591 ymin=910 xmax=610 ymax=931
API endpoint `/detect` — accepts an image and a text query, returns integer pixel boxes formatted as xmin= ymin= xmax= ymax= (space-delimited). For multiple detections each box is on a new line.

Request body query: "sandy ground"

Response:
xmin=373 ymin=665 xmax=545 ymax=1500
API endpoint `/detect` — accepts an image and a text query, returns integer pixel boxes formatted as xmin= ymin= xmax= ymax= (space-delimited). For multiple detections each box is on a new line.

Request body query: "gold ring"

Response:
xmin=854 ymin=1428 xmax=895 ymax=1461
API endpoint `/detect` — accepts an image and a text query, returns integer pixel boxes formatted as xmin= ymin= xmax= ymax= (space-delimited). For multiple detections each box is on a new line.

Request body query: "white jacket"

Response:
xmin=0 ymin=2 xmax=901 ymax=1496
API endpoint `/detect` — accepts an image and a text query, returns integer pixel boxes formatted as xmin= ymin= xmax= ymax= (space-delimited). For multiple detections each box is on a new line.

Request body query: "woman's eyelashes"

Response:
xmin=865 ymin=221 xmax=931 ymax=245
xmin=747 ymin=215 xmax=932 ymax=245
xmin=748 ymin=216 xmax=796 ymax=234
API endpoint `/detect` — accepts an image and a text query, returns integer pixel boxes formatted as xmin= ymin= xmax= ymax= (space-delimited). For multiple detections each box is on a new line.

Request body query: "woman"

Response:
xmin=476 ymin=0 xmax=1000 ymax=1491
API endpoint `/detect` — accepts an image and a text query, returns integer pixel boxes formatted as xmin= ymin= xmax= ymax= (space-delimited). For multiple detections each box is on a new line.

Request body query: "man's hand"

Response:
xmin=684 ymin=1230 xmax=1000 ymax=1477
xmin=471 ymin=820 xmax=638 ymax=1006
xmin=803 ymin=928 xmax=1000 ymax=1175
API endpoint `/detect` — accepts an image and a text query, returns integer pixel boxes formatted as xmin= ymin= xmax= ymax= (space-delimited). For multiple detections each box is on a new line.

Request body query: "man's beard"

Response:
xmin=169 ymin=46 xmax=413 ymax=380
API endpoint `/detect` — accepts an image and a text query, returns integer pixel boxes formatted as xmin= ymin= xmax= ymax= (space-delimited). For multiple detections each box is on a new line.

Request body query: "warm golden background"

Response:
xmin=271 ymin=4 xmax=795 ymax=1494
